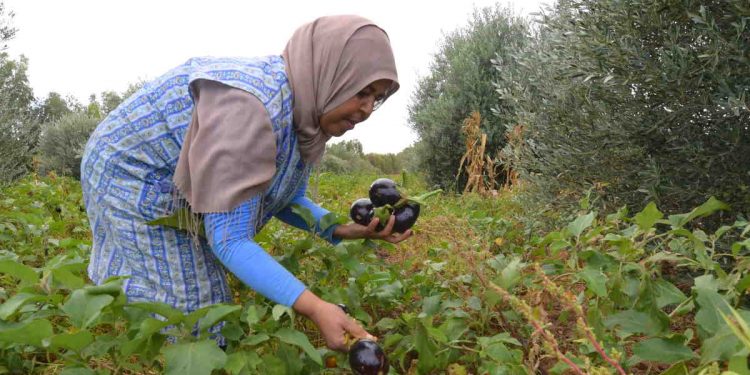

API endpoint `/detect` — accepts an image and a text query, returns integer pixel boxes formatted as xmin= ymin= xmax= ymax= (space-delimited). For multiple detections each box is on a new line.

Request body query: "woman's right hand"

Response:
xmin=293 ymin=290 xmax=376 ymax=351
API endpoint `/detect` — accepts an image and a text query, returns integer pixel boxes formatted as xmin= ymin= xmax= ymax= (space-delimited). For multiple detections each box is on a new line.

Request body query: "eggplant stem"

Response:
xmin=406 ymin=189 xmax=443 ymax=205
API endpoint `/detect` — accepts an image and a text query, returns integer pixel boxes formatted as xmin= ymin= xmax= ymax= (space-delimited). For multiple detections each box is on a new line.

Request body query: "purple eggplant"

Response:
xmin=392 ymin=202 xmax=420 ymax=233
xmin=349 ymin=339 xmax=389 ymax=375
xmin=350 ymin=198 xmax=374 ymax=226
xmin=368 ymin=178 xmax=401 ymax=207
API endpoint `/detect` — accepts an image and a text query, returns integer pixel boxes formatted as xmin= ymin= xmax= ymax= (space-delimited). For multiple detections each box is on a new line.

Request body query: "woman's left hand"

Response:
xmin=333 ymin=215 xmax=412 ymax=243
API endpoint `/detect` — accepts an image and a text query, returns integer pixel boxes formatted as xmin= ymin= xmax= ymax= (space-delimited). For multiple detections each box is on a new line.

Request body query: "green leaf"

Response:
xmin=632 ymin=337 xmax=696 ymax=363
xmin=84 ymin=277 xmax=125 ymax=295
xmin=0 ymin=259 xmax=38 ymax=286
xmin=578 ymin=268 xmax=607 ymax=297
xmin=134 ymin=318 xmax=172 ymax=340
xmin=634 ymin=202 xmax=663 ymax=231
xmin=668 ymin=197 xmax=729 ymax=228
xmin=198 ymin=304 xmax=241 ymax=332
xmin=319 ymin=212 xmax=346 ymax=232
xmin=272 ymin=328 xmax=322 ymax=366
xmin=51 ymin=267 xmax=85 ymax=289
xmin=162 ymin=339 xmax=227 ymax=375
xmin=183 ymin=306 xmax=211 ymax=330
xmin=604 ymin=309 xmax=666 ymax=336
xmin=62 ymin=289 xmax=115 ymax=329
xmin=566 ymin=212 xmax=595 ymax=239
xmin=0 ymin=319 xmax=54 ymax=347
xmin=700 ymin=327 xmax=742 ymax=363
xmin=0 ymin=292 xmax=46 ymax=319
xmin=50 ymin=330 xmax=94 ymax=352
xmin=242 ymin=333 xmax=270 ymax=346
xmin=694 ymin=286 xmax=731 ymax=336
xmin=421 ymin=294 xmax=442 ymax=316
xmin=147 ymin=208 xmax=206 ymax=238
xmin=290 ymin=204 xmax=316 ymax=229
xmin=659 ymin=362 xmax=689 ymax=375
xmin=653 ymin=280 xmax=687 ymax=308
xmin=272 ymin=304 xmax=292 ymax=321
xmin=498 ymin=258 xmax=523 ymax=289
xmin=129 ymin=301 xmax=184 ymax=324
xmin=729 ymin=354 xmax=750 ymax=375
xmin=245 ymin=305 xmax=265 ymax=326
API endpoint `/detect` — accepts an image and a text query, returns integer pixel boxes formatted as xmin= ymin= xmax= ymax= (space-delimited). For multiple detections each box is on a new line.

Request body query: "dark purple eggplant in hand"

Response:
xmin=350 ymin=198 xmax=374 ymax=226
xmin=369 ymin=178 xmax=401 ymax=207
xmin=349 ymin=339 xmax=389 ymax=375
xmin=392 ymin=202 xmax=420 ymax=233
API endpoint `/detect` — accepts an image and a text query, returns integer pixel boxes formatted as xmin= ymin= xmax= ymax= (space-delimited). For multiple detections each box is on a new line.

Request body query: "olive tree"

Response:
xmin=506 ymin=0 xmax=750 ymax=215
xmin=408 ymin=5 xmax=532 ymax=191
xmin=38 ymin=113 xmax=98 ymax=179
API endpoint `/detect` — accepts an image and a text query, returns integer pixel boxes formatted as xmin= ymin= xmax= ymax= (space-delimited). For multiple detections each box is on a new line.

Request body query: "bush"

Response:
xmin=505 ymin=0 xmax=750 ymax=216
xmin=408 ymin=5 xmax=532 ymax=191
xmin=0 ymin=53 xmax=37 ymax=184
xmin=38 ymin=112 xmax=98 ymax=179
xmin=319 ymin=140 xmax=378 ymax=174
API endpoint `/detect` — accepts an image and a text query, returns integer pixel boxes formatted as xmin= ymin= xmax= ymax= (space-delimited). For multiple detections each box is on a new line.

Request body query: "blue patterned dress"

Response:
xmin=80 ymin=56 xmax=332 ymax=313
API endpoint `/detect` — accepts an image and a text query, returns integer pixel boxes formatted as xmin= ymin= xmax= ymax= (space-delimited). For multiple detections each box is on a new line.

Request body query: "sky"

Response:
xmin=4 ymin=0 xmax=546 ymax=154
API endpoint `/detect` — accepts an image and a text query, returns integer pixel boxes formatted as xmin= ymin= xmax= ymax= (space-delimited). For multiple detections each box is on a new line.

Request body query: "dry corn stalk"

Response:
xmin=457 ymin=111 xmax=497 ymax=194
xmin=497 ymin=124 xmax=524 ymax=189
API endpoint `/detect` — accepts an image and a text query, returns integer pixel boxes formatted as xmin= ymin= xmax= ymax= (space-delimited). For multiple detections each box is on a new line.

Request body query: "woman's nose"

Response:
xmin=360 ymin=95 xmax=375 ymax=114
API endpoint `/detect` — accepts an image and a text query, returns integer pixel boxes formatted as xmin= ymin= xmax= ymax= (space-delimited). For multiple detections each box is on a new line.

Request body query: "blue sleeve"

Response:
xmin=203 ymin=197 xmax=306 ymax=307
xmin=274 ymin=180 xmax=342 ymax=245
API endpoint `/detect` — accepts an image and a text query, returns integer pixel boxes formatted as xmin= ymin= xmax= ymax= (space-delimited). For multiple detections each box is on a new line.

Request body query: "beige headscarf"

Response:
xmin=172 ymin=15 xmax=399 ymax=214
xmin=283 ymin=15 xmax=400 ymax=164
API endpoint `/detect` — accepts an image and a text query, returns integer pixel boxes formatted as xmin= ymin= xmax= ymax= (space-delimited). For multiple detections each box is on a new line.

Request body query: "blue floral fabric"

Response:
xmin=80 ymin=56 xmax=333 ymax=312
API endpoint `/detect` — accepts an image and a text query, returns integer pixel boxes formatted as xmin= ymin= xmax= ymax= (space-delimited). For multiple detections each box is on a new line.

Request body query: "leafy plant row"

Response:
xmin=1 ymin=175 xmax=750 ymax=374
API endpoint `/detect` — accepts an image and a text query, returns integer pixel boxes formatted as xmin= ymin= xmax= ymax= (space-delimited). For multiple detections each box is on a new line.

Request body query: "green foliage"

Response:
xmin=2 ymin=173 xmax=750 ymax=373
xmin=0 ymin=53 xmax=38 ymax=185
xmin=408 ymin=4 xmax=532 ymax=191
xmin=319 ymin=140 xmax=378 ymax=174
xmin=38 ymin=112 xmax=99 ymax=179
xmin=505 ymin=0 xmax=750 ymax=216
xmin=0 ymin=1 xmax=16 ymax=50
xmin=365 ymin=153 xmax=401 ymax=174
xmin=35 ymin=92 xmax=75 ymax=124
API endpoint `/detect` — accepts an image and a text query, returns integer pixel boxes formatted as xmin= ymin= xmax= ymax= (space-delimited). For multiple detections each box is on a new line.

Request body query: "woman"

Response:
xmin=80 ymin=15 xmax=408 ymax=351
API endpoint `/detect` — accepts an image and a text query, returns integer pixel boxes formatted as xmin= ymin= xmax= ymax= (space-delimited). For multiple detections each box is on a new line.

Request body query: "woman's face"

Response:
xmin=319 ymin=79 xmax=393 ymax=137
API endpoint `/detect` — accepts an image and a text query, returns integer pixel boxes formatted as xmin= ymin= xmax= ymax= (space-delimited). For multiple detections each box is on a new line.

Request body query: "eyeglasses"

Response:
xmin=356 ymin=87 xmax=388 ymax=111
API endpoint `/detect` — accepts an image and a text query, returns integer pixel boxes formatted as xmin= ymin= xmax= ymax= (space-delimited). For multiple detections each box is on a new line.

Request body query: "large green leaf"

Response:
xmin=632 ymin=337 xmax=696 ymax=363
xmin=272 ymin=327 xmax=322 ymax=366
xmin=0 ymin=319 xmax=54 ymax=347
xmin=694 ymin=285 xmax=731 ymax=336
xmin=50 ymin=330 xmax=94 ymax=352
xmin=633 ymin=202 xmax=663 ymax=231
xmin=129 ymin=301 xmax=184 ymax=323
xmin=198 ymin=304 xmax=241 ymax=332
xmin=603 ymin=309 xmax=666 ymax=336
xmin=0 ymin=259 xmax=38 ymax=286
xmin=162 ymin=339 xmax=227 ymax=375
xmin=498 ymin=258 xmax=523 ymax=289
xmin=566 ymin=212 xmax=595 ymax=239
xmin=578 ymin=268 xmax=608 ymax=297
xmin=0 ymin=292 xmax=46 ymax=319
xmin=653 ymin=280 xmax=687 ymax=308
xmin=62 ymin=289 xmax=115 ymax=329
xmin=147 ymin=208 xmax=205 ymax=238
xmin=667 ymin=197 xmax=730 ymax=228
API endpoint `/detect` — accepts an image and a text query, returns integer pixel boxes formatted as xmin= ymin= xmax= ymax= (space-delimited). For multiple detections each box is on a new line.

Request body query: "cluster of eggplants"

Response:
xmin=349 ymin=178 xmax=421 ymax=233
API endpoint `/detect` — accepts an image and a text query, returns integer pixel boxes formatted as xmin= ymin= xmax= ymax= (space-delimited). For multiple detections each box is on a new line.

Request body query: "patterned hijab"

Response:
xmin=282 ymin=15 xmax=400 ymax=164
